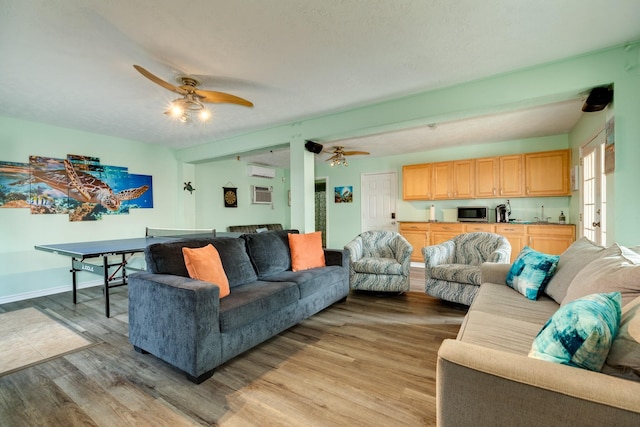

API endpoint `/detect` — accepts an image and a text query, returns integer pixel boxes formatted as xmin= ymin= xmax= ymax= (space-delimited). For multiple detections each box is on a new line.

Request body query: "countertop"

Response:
xmin=399 ymin=221 xmax=574 ymax=226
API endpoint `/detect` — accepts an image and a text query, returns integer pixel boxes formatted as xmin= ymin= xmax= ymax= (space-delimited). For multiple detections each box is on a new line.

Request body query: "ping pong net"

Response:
xmin=145 ymin=227 xmax=216 ymax=239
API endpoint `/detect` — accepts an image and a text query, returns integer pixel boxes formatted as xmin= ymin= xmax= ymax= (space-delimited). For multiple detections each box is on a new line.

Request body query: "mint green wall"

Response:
xmin=193 ymin=158 xmax=290 ymax=231
xmin=0 ymin=116 xmax=179 ymax=303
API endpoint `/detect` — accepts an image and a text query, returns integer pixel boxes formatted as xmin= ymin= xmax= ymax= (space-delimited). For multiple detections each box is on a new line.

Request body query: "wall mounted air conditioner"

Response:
xmin=252 ymin=185 xmax=273 ymax=204
xmin=247 ymin=165 xmax=275 ymax=179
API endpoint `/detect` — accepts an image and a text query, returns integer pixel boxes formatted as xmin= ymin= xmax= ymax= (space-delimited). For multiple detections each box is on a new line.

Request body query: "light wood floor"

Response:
xmin=0 ymin=267 xmax=466 ymax=426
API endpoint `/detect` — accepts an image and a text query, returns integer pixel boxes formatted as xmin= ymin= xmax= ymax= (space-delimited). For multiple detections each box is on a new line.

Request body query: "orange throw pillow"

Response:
xmin=182 ymin=244 xmax=230 ymax=298
xmin=288 ymin=232 xmax=326 ymax=272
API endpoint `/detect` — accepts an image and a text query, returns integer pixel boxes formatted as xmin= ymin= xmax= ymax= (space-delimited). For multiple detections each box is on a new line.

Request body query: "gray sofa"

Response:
xmin=436 ymin=237 xmax=640 ymax=426
xmin=128 ymin=229 xmax=349 ymax=383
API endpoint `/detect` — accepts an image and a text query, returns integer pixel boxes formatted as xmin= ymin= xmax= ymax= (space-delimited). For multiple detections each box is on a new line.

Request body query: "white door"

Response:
xmin=361 ymin=171 xmax=398 ymax=232
xmin=581 ymin=129 xmax=607 ymax=245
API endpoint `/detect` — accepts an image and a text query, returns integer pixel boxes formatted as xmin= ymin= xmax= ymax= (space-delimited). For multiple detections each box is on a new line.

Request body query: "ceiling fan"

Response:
xmin=133 ymin=65 xmax=253 ymax=123
xmin=324 ymin=146 xmax=370 ymax=167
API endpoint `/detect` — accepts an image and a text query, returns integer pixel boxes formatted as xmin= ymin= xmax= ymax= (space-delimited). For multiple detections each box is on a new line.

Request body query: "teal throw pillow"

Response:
xmin=529 ymin=292 xmax=622 ymax=372
xmin=506 ymin=246 xmax=559 ymax=300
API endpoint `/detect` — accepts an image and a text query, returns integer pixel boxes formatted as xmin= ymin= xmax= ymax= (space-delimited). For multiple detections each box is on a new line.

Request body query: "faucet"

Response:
xmin=534 ymin=205 xmax=551 ymax=223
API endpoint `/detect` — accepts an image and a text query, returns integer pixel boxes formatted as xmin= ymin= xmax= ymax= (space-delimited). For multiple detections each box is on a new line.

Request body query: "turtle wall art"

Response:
xmin=0 ymin=154 xmax=153 ymax=221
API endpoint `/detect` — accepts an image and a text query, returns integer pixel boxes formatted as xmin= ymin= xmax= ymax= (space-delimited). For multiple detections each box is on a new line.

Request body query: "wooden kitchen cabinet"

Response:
xmin=431 ymin=160 xmax=474 ymax=199
xmin=429 ymin=223 xmax=464 ymax=245
xmin=499 ymin=154 xmax=524 ymax=197
xmin=527 ymin=224 xmax=575 ymax=255
xmin=399 ymin=222 xmax=430 ymax=262
xmin=525 ymin=149 xmax=571 ymax=196
xmin=463 ymin=223 xmax=496 ymax=233
xmin=475 ymin=156 xmax=499 ymax=198
xmin=452 ymin=159 xmax=474 ymax=199
xmin=402 ymin=164 xmax=432 ymax=200
xmin=495 ymin=224 xmax=527 ymax=262
xmin=431 ymin=162 xmax=452 ymax=199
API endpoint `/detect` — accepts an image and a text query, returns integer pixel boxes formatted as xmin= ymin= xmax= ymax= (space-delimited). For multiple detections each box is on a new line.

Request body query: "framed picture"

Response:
xmin=334 ymin=186 xmax=353 ymax=203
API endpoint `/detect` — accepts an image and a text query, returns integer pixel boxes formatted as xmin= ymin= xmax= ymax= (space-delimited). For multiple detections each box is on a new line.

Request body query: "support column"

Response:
xmin=289 ymin=124 xmax=315 ymax=233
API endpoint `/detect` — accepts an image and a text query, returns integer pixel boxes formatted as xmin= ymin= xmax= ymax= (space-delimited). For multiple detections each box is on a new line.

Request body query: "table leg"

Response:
xmin=104 ymin=255 xmax=110 ymax=318
xmin=72 ymin=258 xmax=78 ymax=304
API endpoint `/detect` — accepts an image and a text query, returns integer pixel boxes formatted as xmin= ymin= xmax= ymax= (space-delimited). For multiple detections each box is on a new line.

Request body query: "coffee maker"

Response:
xmin=496 ymin=204 xmax=509 ymax=223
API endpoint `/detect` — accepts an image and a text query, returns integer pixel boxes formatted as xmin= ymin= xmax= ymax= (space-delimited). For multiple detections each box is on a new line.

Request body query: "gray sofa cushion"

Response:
xmin=261 ymin=265 xmax=346 ymax=299
xmin=242 ymin=230 xmax=298 ymax=278
xmin=145 ymin=237 xmax=258 ymax=287
xmin=544 ymin=237 xmax=605 ymax=304
xmin=219 ymin=280 xmax=299 ymax=331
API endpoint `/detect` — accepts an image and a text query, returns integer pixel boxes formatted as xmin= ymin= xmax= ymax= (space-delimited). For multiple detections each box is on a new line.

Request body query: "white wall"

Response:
xmin=0 ymin=116 xmax=179 ymax=302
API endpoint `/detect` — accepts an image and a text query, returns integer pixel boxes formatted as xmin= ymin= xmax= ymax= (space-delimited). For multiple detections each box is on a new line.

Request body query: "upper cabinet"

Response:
xmin=498 ymin=154 xmax=524 ymax=197
xmin=402 ymin=163 xmax=432 ymax=200
xmin=524 ymin=149 xmax=571 ymax=196
xmin=402 ymin=149 xmax=570 ymax=200
xmin=475 ymin=157 xmax=499 ymax=198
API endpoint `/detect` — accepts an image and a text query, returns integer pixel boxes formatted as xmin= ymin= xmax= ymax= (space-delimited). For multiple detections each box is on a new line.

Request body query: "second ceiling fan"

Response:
xmin=325 ymin=146 xmax=369 ymax=167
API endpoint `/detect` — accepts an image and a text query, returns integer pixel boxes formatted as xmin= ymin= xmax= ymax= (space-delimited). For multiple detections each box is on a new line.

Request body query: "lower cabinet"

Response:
xmin=495 ymin=224 xmax=527 ymax=263
xmin=400 ymin=222 xmax=575 ymax=264
xmin=527 ymin=225 xmax=576 ymax=255
xmin=399 ymin=223 xmax=430 ymax=262
xmin=429 ymin=223 xmax=464 ymax=246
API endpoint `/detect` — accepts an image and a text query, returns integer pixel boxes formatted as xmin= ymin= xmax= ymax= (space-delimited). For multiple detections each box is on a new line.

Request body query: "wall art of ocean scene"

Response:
xmin=0 ymin=154 xmax=153 ymax=222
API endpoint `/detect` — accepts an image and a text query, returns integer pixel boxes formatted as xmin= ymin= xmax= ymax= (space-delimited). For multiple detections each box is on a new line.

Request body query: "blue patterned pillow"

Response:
xmin=529 ymin=292 xmax=622 ymax=372
xmin=506 ymin=246 xmax=559 ymax=300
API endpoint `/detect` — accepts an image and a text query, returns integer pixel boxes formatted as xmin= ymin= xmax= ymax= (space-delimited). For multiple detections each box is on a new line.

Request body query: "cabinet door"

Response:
xmin=527 ymin=225 xmax=575 ymax=255
xmin=399 ymin=223 xmax=430 ymax=262
xmin=429 ymin=223 xmax=464 ymax=245
xmin=402 ymin=164 xmax=432 ymax=200
xmin=452 ymin=159 xmax=474 ymax=199
xmin=499 ymin=155 xmax=524 ymax=197
xmin=475 ymin=157 xmax=499 ymax=198
xmin=495 ymin=224 xmax=526 ymax=262
xmin=431 ymin=162 xmax=452 ymax=200
xmin=525 ymin=149 xmax=571 ymax=196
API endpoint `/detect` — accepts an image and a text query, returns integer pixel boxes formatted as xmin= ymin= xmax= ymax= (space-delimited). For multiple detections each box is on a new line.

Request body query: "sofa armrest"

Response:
xmin=437 ymin=339 xmax=640 ymax=426
xmin=480 ymin=261 xmax=511 ymax=285
xmin=128 ymin=272 xmax=222 ymax=378
xmin=324 ymin=248 xmax=349 ymax=268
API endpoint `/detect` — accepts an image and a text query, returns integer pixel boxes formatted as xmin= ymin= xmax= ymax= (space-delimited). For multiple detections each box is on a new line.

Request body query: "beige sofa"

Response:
xmin=436 ymin=238 xmax=640 ymax=426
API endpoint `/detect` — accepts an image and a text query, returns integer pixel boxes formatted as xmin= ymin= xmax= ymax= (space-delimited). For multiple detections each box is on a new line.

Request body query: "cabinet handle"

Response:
xmin=492 ymin=188 xmax=496 ymax=195
xmin=526 ymin=187 xmax=530 ymax=195
xmin=500 ymin=189 xmax=503 ymax=195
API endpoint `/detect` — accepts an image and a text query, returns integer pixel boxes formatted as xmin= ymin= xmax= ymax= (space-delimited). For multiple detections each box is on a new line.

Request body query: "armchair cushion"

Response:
xmin=352 ymin=257 xmax=404 ymax=275
xmin=430 ymin=264 xmax=482 ymax=285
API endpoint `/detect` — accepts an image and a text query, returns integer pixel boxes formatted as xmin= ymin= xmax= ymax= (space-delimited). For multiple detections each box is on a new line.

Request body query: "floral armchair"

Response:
xmin=344 ymin=230 xmax=413 ymax=293
xmin=422 ymin=232 xmax=511 ymax=305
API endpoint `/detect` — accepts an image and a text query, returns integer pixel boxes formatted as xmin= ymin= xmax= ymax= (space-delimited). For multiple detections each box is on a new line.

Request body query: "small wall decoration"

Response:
xmin=223 ymin=186 xmax=237 ymax=208
xmin=0 ymin=154 xmax=152 ymax=221
xmin=604 ymin=116 xmax=615 ymax=174
xmin=184 ymin=182 xmax=195 ymax=194
xmin=334 ymin=186 xmax=353 ymax=203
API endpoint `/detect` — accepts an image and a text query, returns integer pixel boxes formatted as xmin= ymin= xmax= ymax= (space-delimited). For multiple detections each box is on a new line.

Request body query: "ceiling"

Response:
xmin=1 ymin=1 xmax=639 ymax=167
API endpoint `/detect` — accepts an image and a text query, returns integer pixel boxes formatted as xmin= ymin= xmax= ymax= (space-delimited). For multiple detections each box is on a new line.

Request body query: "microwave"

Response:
xmin=457 ymin=206 xmax=489 ymax=222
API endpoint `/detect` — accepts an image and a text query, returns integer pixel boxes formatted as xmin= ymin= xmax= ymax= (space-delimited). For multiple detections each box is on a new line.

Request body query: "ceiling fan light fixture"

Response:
xmin=198 ymin=109 xmax=211 ymax=121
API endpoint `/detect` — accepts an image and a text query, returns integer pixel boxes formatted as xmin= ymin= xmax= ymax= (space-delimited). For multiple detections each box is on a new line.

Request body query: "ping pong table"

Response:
xmin=35 ymin=232 xmax=221 ymax=317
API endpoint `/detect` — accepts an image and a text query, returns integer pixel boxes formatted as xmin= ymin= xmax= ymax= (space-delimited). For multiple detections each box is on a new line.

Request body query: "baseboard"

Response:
xmin=0 ymin=279 xmax=104 ymax=305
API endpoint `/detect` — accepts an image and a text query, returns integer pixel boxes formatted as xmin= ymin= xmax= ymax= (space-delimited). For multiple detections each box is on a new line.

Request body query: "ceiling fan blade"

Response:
xmin=133 ymin=65 xmax=187 ymax=95
xmin=194 ymin=89 xmax=254 ymax=107
xmin=343 ymin=151 xmax=370 ymax=156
